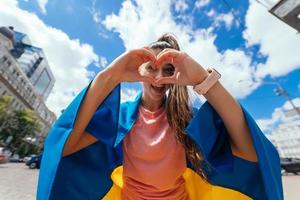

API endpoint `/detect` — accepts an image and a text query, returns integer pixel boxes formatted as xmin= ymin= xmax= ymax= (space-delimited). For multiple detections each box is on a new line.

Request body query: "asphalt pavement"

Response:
xmin=0 ymin=163 xmax=299 ymax=200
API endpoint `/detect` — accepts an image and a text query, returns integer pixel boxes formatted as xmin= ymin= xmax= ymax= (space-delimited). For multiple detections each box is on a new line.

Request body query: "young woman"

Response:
xmin=37 ymin=34 xmax=283 ymax=200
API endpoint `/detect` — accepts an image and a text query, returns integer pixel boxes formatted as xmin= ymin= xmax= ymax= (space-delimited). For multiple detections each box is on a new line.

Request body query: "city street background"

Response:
xmin=0 ymin=162 xmax=299 ymax=200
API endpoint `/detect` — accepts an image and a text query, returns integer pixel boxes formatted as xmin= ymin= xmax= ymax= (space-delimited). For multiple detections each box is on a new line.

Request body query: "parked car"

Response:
xmin=23 ymin=154 xmax=37 ymax=163
xmin=0 ymin=147 xmax=11 ymax=164
xmin=9 ymin=154 xmax=23 ymax=163
xmin=26 ymin=154 xmax=42 ymax=169
xmin=281 ymin=157 xmax=300 ymax=175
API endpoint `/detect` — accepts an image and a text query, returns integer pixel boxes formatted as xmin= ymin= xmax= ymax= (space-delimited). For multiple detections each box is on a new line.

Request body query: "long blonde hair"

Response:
xmin=149 ymin=33 xmax=207 ymax=180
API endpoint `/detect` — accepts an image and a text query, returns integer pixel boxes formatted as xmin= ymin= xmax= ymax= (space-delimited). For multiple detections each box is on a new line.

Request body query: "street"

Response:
xmin=0 ymin=163 xmax=299 ymax=200
xmin=0 ymin=163 xmax=38 ymax=200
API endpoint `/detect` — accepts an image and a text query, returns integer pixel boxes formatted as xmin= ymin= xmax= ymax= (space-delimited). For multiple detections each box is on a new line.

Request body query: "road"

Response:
xmin=0 ymin=163 xmax=299 ymax=200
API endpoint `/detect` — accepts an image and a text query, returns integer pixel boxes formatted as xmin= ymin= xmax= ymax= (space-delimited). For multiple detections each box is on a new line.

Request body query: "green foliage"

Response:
xmin=0 ymin=95 xmax=13 ymax=128
xmin=17 ymin=143 xmax=29 ymax=157
xmin=0 ymin=95 xmax=13 ymax=142
xmin=0 ymin=95 xmax=42 ymax=153
xmin=0 ymin=95 xmax=12 ymax=113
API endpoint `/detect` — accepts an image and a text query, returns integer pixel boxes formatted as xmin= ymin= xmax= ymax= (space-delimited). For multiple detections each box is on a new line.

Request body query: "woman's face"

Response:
xmin=142 ymin=48 xmax=175 ymax=106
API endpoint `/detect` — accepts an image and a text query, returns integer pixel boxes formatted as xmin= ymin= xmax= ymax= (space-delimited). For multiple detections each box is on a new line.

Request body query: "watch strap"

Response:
xmin=193 ymin=68 xmax=221 ymax=95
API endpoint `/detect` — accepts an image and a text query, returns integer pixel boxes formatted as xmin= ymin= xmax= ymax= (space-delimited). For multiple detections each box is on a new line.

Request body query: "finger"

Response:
xmin=156 ymin=48 xmax=172 ymax=58
xmin=156 ymin=50 xmax=178 ymax=66
xmin=155 ymin=77 xmax=176 ymax=85
xmin=138 ymin=47 xmax=157 ymax=63
xmin=142 ymin=47 xmax=159 ymax=69
xmin=138 ymin=63 xmax=153 ymax=77
xmin=139 ymin=75 xmax=156 ymax=84
xmin=155 ymin=72 xmax=178 ymax=84
xmin=175 ymin=71 xmax=180 ymax=80
xmin=155 ymin=48 xmax=171 ymax=66
xmin=155 ymin=71 xmax=180 ymax=85
xmin=155 ymin=59 xmax=176 ymax=71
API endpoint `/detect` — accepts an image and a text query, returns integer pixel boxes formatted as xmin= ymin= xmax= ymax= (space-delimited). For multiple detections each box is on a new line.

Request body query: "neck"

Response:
xmin=141 ymin=94 xmax=165 ymax=112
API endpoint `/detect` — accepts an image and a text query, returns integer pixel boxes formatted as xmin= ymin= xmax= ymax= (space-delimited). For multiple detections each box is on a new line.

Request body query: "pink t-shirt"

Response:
xmin=122 ymin=104 xmax=189 ymax=200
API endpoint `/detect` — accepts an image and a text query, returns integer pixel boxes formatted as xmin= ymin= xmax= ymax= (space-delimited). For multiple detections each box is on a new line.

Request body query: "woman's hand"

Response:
xmin=154 ymin=48 xmax=209 ymax=86
xmin=106 ymin=47 xmax=157 ymax=84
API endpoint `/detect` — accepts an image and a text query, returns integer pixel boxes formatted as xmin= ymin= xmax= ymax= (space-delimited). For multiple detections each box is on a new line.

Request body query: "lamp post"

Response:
xmin=239 ymin=78 xmax=300 ymax=118
xmin=264 ymin=78 xmax=300 ymax=118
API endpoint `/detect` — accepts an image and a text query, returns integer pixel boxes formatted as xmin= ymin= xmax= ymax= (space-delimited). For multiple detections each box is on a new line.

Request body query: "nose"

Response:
xmin=154 ymin=69 xmax=164 ymax=80
xmin=151 ymin=69 xmax=164 ymax=87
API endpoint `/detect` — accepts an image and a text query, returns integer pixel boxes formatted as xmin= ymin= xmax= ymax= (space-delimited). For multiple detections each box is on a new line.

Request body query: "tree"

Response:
xmin=0 ymin=96 xmax=13 ymax=131
xmin=0 ymin=95 xmax=42 ymax=154
xmin=8 ymin=108 xmax=42 ymax=151
xmin=0 ymin=95 xmax=13 ymax=142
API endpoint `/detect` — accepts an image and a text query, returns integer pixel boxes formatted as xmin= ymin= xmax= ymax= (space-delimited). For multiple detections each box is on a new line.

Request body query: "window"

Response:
xmin=34 ymin=69 xmax=51 ymax=96
xmin=0 ymin=56 xmax=8 ymax=63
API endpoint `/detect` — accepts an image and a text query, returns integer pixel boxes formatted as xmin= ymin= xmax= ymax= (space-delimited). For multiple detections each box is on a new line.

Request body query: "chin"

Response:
xmin=149 ymin=84 xmax=166 ymax=100
xmin=142 ymin=83 xmax=167 ymax=104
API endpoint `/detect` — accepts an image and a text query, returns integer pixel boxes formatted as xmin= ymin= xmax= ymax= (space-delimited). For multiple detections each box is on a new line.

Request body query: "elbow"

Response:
xmin=231 ymin=141 xmax=258 ymax=162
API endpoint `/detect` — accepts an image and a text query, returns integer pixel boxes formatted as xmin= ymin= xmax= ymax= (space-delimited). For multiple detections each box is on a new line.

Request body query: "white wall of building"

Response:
xmin=268 ymin=119 xmax=300 ymax=158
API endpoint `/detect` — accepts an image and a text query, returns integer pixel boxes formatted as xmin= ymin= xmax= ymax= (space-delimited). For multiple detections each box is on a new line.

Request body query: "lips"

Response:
xmin=150 ymin=84 xmax=165 ymax=95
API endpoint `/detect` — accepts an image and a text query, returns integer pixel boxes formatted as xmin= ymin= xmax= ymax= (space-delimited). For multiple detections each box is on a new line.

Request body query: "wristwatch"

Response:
xmin=193 ymin=68 xmax=221 ymax=95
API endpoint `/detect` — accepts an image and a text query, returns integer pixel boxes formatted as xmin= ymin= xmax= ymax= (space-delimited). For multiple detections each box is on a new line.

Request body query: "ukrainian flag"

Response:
xmin=37 ymin=80 xmax=283 ymax=200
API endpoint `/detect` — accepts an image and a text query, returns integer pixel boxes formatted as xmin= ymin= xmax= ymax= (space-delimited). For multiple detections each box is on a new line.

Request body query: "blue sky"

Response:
xmin=1 ymin=0 xmax=299 ymax=134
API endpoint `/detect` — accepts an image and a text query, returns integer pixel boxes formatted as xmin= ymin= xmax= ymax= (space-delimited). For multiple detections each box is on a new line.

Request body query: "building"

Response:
xmin=0 ymin=26 xmax=56 ymax=147
xmin=258 ymin=0 xmax=300 ymax=32
xmin=11 ymin=31 xmax=55 ymax=100
xmin=269 ymin=0 xmax=300 ymax=32
xmin=268 ymin=109 xmax=300 ymax=159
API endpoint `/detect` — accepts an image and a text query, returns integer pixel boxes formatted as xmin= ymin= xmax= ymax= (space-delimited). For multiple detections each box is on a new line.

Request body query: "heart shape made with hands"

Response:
xmin=137 ymin=49 xmax=183 ymax=85
xmin=138 ymin=61 xmax=178 ymax=85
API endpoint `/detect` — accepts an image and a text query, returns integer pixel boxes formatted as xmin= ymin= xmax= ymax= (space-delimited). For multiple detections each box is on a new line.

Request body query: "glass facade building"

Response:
xmin=0 ymin=26 xmax=57 ymax=146
xmin=10 ymin=31 xmax=55 ymax=100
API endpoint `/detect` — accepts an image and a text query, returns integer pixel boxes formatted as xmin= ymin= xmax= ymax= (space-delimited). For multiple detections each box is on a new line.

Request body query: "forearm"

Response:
xmin=63 ymin=67 xmax=120 ymax=155
xmin=203 ymin=81 xmax=257 ymax=161
xmin=203 ymin=81 xmax=242 ymax=129
xmin=72 ymin=68 xmax=119 ymax=134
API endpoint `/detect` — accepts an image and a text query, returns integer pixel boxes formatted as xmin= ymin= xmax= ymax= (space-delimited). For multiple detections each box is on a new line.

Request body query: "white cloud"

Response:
xmin=243 ymin=0 xmax=300 ymax=78
xmin=282 ymin=98 xmax=300 ymax=110
xmin=257 ymin=98 xmax=300 ymax=134
xmin=92 ymin=11 xmax=101 ymax=24
xmin=87 ymin=70 xmax=96 ymax=78
xmin=215 ymin=12 xmax=234 ymax=30
xmin=94 ymin=56 xmax=108 ymax=68
xmin=103 ymin=0 xmax=260 ymax=99
xmin=99 ymin=56 xmax=108 ymax=67
xmin=90 ymin=0 xmax=101 ymax=24
xmin=206 ymin=9 xmax=234 ymax=30
xmin=37 ymin=0 xmax=48 ymax=14
xmin=121 ymin=88 xmax=139 ymax=103
xmin=0 ymin=0 xmax=99 ymax=116
xmin=206 ymin=9 xmax=215 ymax=17
xmin=88 ymin=0 xmax=109 ymax=39
xmin=195 ymin=0 xmax=211 ymax=9
xmin=174 ymin=0 xmax=188 ymax=12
